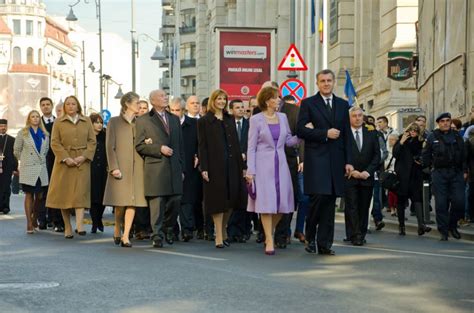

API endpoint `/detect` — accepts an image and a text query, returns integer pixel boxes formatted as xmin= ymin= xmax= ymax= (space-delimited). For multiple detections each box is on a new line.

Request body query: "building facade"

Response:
xmin=159 ymin=0 xmax=327 ymax=102
xmin=0 ymin=0 xmax=76 ymax=131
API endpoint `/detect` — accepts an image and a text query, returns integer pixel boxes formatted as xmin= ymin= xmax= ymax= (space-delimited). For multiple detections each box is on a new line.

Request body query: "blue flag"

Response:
xmin=311 ymin=0 xmax=316 ymax=34
xmin=344 ymin=70 xmax=357 ymax=107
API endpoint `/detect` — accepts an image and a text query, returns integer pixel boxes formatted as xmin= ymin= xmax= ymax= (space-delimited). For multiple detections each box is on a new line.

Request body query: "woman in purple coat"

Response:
xmin=245 ymin=86 xmax=300 ymax=255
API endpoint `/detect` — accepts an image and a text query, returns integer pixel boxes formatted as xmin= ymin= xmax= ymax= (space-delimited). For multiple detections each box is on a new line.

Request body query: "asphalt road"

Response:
xmin=1 ymin=195 xmax=473 ymax=313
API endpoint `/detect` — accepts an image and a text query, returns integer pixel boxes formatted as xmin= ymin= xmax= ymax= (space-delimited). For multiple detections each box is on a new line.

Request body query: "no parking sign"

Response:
xmin=279 ymin=79 xmax=307 ymax=104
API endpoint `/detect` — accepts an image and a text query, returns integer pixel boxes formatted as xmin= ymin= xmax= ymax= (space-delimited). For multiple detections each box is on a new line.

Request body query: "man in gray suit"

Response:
xmin=135 ymin=90 xmax=185 ymax=248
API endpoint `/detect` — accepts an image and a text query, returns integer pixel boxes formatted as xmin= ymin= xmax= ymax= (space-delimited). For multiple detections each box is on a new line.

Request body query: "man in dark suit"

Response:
xmin=169 ymin=97 xmax=201 ymax=242
xmin=135 ymin=90 xmax=185 ymax=248
xmin=274 ymin=95 xmax=304 ymax=248
xmin=38 ymin=97 xmax=64 ymax=231
xmin=226 ymin=99 xmax=250 ymax=242
xmin=344 ymin=107 xmax=380 ymax=246
xmin=0 ymin=119 xmax=17 ymax=214
xmin=296 ymin=69 xmax=353 ymax=255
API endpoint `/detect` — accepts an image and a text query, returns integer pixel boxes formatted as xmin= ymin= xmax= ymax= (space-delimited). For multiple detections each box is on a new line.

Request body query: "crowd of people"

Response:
xmin=0 ymin=68 xmax=471 ymax=256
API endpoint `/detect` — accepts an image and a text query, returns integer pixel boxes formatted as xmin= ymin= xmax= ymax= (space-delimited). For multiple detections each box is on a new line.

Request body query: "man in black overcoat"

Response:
xmin=344 ymin=107 xmax=380 ymax=246
xmin=296 ymin=69 xmax=353 ymax=255
xmin=0 ymin=119 xmax=17 ymax=214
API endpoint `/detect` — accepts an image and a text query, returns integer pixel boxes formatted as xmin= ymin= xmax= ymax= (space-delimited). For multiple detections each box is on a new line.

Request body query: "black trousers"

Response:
xmin=305 ymin=194 xmax=337 ymax=249
xmin=0 ymin=174 xmax=12 ymax=211
xmin=344 ymin=185 xmax=373 ymax=241
xmin=149 ymin=195 xmax=181 ymax=240
xmin=194 ymin=202 xmax=213 ymax=235
xmin=179 ymin=203 xmax=195 ymax=234
xmin=40 ymin=185 xmax=63 ymax=227
xmin=227 ymin=210 xmax=252 ymax=238
xmin=89 ymin=203 xmax=105 ymax=227
xmin=134 ymin=206 xmax=151 ymax=233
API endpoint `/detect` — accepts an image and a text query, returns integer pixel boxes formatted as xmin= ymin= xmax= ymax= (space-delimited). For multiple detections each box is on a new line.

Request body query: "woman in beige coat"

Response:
xmin=46 ymin=96 xmax=96 ymax=239
xmin=103 ymin=91 xmax=147 ymax=247
xmin=14 ymin=110 xmax=49 ymax=234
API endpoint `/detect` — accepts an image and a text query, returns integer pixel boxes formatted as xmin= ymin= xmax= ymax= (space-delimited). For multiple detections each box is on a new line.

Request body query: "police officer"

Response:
xmin=422 ymin=112 xmax=467 ymax=241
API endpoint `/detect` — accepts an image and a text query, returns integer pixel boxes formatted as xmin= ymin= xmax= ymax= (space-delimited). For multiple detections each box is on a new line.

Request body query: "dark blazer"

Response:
xmin=345 ymin=127 xmax=380 ymax=187
xmin=280 ymin=102 xmax=304 ymax=161
xmin=41 ymin=116 xmax=55 ymax=176
xmin=235 ymin=117 xmax=249 ymax=155
xmin=181 ymin=115 xmax=202 ymax=204
xmin=393 ymin=136 xmax=423 ymax=196
xmin=135 ymin=109 xmax=184 ymax=197
xmin=0 ymin=134 xmax=17 ymax=176
xmin=296 ymin=92 xmax=352 ymax=196
xmin=197 ymin=112 xmax=247 ymax=214
xmin=90 ymin=130 xmax=107 ymax=205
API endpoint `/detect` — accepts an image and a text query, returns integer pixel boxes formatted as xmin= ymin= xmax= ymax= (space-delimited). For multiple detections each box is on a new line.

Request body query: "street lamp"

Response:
xmin=101 ymin=74 xmax=123 ymax=108
xmin=132 ymin=33 xmax=166 ymax=93
xmin=66 ymin=0 xmax=104 ymax=111
xmin=57 ymin=41 xmax=87 ymax=113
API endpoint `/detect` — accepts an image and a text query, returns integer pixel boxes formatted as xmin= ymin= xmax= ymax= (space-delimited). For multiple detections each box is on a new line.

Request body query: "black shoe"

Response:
xmin=352 ymin=239 xmax=363 ymax=246
xmin=182 ymin=232 xmax=193 ymax=242
xmin=97 ymin=223 xmax=104 ymax=232
xmin=243 ymin=234 xmax=251 ymax=241
xmin=318 ymin=247 xmax=336 ymax=255
xmin=38 ymin=222 xmax=47 ymax=230
xmin=120 ymin=240 xmax=132 ymax=248
xmin=196 ymin=230 xmax=204 ymax=240
xmin=399 ymin=226 xmax=406 ymax=236
xmin=2 ymin=208 xmax=10 ymax=214
xmin=153 ymin=239 xmax=163 ymax=248
xmin=91 ymin=225 xmax=97 ymax=234
xmin=418 ymin=225 xmax=432 ymax=236
xmin=256 ymin=233 xmax=265 ymax=244
xmin=223 ymin=239 xmax=231 ymax=247
xmin=165 ymin=233 xmax=174 ymax=245
xmin=75 ymin=229 xmax=86 ymax=236
xmin=237 ymin=236 xmax=246 ymax=243
xmin=47 ymin=222 xmax=53 ymax=228
xmin=440 ymin=234 xmax=448 ymax=241
xmin=215 ymin=244 xmax=224 ymax=249
xmin=275 ymin=242 xmax=287 ymax=249
xmin=375 ymin=221 xmax=385 ymax=231
xmin=449 ymin=228 xmax=461 ymax=240
xmin=113 ymin=237 xmax=121 ymax=245
xmin=305 ymin=241 xmax=317 ymax=253
xmin=343 ymin=238 xmax=352 ymax=243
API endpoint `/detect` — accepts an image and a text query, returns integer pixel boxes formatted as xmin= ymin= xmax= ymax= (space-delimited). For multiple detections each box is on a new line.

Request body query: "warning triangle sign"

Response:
xmin=278 ymin=44 xmax=308 ymax=71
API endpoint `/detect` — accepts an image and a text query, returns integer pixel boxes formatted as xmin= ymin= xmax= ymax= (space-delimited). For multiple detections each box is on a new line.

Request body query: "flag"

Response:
xmin=311 ymin=0 xmax=316 ymax=34
xmin=318 ymin=3 xmax=324 ymax=43
xmin=344 ymin=70 xmax=357 ymax=107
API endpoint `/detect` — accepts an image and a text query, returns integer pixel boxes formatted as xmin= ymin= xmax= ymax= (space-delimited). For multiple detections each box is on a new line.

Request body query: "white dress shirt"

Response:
xmin=351 ymin=126 xmax=363 ymax=149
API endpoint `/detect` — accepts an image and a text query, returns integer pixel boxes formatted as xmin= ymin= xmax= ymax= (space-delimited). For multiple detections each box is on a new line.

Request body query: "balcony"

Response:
xmin=180 ymin=59 xmax=196 ymax=68
xmin=179 ymin=25 xmax=196 ymax=35
xmin=162 ymin=15 xmax=175 ymax=27
xmin=0 ymin=4 xmax=46 ymax=16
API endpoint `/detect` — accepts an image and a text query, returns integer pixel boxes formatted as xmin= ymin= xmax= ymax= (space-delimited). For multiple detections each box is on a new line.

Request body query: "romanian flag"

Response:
xmin=318 ymin=4 xmax=324 ymax=43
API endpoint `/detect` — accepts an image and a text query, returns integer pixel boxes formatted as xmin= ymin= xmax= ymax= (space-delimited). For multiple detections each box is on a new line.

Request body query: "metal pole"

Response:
xmin=82 ymin=40 xmax=87 ymax=113
xmin=287 ymin=0 xmax=297 ymax=79
xmin=131 ymin=0 xmax=137 ymax=92
xmin=97 ymin=0 xmax=104 ymax=111
xmin=169 ymin=39 xmax=173 ymax=95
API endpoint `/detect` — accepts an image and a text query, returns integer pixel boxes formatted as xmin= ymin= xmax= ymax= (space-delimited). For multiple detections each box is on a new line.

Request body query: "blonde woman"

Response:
xmin=14 ymin=110 xmax=49 ymax=234
xmin=46 ymin=96 xmax=96 ymax=239
xmin=103 ymin=91 xmax=147 ymax=247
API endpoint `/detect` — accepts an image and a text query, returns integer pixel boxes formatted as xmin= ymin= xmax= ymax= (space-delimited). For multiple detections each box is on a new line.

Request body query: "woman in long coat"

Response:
xmin=14 ymin=110 xmax=49 ymax=233
xmin=88 ymin=113 xmax=107 ymax=233
xmin=246 ymin=87 xmax=300 ymax=255
xmin=197 ymin=89 xmax=247 ymax=248
xmin=103 ymin=91 xmax=147 ymax=247
xmin=393 ymin=122 xmax=431 ymax=236
xmin=46 ymin=96 xmax=96 ymax=239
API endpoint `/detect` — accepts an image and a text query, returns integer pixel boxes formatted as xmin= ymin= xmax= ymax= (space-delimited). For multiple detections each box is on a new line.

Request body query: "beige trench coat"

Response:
xmin=46 ymin=115 xmax=96 ymax=209
xmin=103 ymin=115 xmax=147 ymax=207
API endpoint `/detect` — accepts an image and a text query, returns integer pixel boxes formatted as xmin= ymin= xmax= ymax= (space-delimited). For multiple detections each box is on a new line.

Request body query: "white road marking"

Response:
xmin=335 ymin=244 xmax=474 ymax=260
xmin=0 ymin=215 xmax=16 ymax=220
xmin=146 ymin=249 xmax=228 ymax=261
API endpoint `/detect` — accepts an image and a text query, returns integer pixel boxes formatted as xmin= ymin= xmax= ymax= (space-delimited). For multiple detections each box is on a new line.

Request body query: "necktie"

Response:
xmin=325 ymin=98 xmax=332 ymax=113
xmin=237 ymin=120 xmax=242 ymax=142
xmin=355 ymin=130 xmax=362 ymax=151
xmin=160 ymin=112 xmax=167 ymax=125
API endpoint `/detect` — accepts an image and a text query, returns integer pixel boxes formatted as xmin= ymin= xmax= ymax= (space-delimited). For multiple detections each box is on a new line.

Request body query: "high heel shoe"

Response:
xmin=75 ymin=229 xmax=86 ymax=236
xmin=65 ymin=235 xmax=74 ymax=239
xmin=264 ymin=250 xmax=276 ymax=255
xmin=120 ymin=240 xmax=132 ymax=248
xmin=399 ymin=226 xmax=406 ymax=236
xmin=215 ymin=244 xmax=224 ymax=249
xmin=113 ymin=237 xmax=121 ymax=245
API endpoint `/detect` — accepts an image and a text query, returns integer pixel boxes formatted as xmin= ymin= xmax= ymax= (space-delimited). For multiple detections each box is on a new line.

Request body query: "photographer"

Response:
xmin=393 ymin=122 xmax=431 ymax=236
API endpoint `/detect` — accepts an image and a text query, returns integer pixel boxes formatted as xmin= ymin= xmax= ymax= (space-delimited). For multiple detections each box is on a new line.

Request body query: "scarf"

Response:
xmin=30 ymin=127 xmax=45 ymax=153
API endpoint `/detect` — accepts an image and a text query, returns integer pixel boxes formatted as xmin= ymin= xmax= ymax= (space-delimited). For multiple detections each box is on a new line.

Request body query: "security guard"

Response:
xmin=422 ymin=112 xmax=467 ymax=241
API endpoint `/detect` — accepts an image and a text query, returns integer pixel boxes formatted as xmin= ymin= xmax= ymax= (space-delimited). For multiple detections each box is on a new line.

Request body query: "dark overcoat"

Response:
xmin=0 ymin=134 xmax=17 ymax=193
xmin=296 ymin=92 xmax=352 ymax=196
xmin=181 ymin=115 xmax=202 ymax=205
xmin=135 ymin=110 xmax=184 ymax=197
xmin=393 ymin=136 xmax=424 ymax=197
xmin=90 ymin=130 xmax=107 ymax=205
xmin=197 ymin=112 xmax=247 ymax=214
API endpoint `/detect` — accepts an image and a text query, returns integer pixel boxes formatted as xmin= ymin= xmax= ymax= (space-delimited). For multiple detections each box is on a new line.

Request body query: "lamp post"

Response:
xmin=66 ymin=0 xmax=104 ymax=111
xmin=132 ymin=33 xmax=165 ymax=93
xmin=57 ymin=41 xmax=87 ymax=113
xmin=101 ymin=74 xmax=123 ymax=109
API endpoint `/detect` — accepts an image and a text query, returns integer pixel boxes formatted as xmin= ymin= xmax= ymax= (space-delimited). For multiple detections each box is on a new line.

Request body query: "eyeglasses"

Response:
xmin=245 ymin=110 xmax=251 ymax=113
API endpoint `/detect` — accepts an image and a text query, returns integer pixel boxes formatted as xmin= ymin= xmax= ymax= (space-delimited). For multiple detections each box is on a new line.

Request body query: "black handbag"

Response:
xmin=379 ymin=156 xmax=399 ymax=191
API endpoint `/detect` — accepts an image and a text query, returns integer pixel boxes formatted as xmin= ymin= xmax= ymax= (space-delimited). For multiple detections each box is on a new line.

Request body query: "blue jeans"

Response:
xmin=295 ymin=172 xmax=309 ymax=233
xmin=371 ymin=180 xmax=384 ymax=222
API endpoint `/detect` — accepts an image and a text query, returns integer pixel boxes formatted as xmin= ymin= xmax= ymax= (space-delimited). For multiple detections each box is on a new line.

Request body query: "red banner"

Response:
xmin=219 ymin=31 xmax=272 ymax=101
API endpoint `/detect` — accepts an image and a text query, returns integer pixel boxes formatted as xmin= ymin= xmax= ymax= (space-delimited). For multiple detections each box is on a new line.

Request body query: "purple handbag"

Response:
xmin=247 ymin=181 xmax=256 ymax=200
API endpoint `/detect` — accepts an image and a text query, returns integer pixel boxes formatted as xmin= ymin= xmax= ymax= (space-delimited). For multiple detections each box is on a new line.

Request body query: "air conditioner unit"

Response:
xmin=181 ymin=78 xmax=188 ymax=86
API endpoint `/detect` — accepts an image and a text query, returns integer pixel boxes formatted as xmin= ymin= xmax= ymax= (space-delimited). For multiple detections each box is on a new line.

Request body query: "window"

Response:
xmin=329 ymin=0 xmax=338 ymax=45
xmin=37 ymin=21 xmax=42 ymax=36
xmin=37 ymin=48 xmax=42 ymax=65
xmin=26 ymin=20 xmax=33 ymax=36
xmin=180 ymin=42 xmax=196 ymax=60
xmin=13 ymin=47 xmax=21 ymax=64
xmin=13 ymin=19 xmax=21 ymax=35
xmin=27 ymin=47 xmax=33 ymax=64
